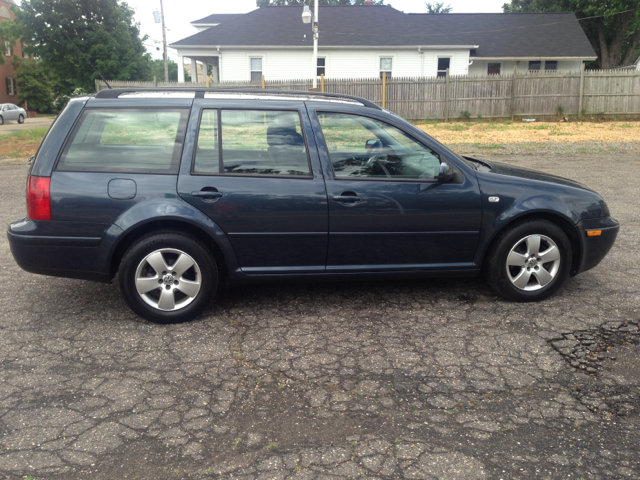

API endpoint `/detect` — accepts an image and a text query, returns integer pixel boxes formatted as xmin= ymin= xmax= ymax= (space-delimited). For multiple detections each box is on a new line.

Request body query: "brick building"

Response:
xmin=0 ymin=0 xmax=23 ymax=106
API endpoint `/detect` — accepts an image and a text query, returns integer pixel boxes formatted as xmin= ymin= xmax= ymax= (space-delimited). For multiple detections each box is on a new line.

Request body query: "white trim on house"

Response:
xmin=172 ymin=45 xmax=480 ymax=50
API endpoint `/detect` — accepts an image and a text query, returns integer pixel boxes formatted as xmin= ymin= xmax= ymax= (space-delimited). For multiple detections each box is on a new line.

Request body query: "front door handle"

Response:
xmin=332 ymin=191 xmax=362 ymax=204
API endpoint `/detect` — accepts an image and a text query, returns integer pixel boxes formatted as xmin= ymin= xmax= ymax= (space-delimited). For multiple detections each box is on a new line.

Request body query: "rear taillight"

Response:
xmin=26 ymin=175 xmax=51 ymax=221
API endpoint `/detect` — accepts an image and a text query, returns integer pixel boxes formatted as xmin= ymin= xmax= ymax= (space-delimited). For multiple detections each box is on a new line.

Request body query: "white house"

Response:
xmin=170 ymin=6 xmax=597 ymax=83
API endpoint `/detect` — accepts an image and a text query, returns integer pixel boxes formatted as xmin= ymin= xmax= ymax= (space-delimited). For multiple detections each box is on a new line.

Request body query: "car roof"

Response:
xmin=94 ymin=88 xmax=381 ymax=110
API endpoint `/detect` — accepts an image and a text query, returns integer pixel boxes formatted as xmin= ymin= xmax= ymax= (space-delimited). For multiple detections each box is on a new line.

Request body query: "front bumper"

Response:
xmin=574 ymin=217 xmax=619 ymax=275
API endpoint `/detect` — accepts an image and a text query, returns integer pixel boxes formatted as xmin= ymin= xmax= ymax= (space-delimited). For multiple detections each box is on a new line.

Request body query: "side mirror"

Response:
xmin=365 ymin=139 xmax=381 ymax=151
xmin=438 ymin=162 xmax=454 ymax=183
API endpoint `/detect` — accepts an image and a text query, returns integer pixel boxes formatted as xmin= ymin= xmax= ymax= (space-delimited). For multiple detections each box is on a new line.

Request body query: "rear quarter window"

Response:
xmin=56 ymin=108 xmax=189 ymax=174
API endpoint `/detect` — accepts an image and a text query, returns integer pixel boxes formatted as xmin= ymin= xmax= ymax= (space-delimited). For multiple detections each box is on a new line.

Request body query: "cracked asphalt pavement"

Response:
xmin=0 ymin=153 xmax=638 ymax=480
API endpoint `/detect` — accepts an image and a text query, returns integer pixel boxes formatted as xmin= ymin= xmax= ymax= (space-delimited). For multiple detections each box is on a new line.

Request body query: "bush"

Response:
xmin=12 ymin=57 xmax=54 ymax=113
xmin=460 ymin=110 xmax=471 ymax=121
xmin=54 ymin=88 xmax=88 ymax=112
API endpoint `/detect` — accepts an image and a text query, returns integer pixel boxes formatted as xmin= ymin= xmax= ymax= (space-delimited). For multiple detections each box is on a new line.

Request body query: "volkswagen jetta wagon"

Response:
xmin=7 ymin=88 xmax=619 ymax=323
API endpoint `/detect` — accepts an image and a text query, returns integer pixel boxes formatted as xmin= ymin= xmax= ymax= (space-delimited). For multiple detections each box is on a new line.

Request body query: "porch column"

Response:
xmin=191 ymin=59 xmax=198 ymax=83
xmin=178 ymin=55 xmax=185 ymax=83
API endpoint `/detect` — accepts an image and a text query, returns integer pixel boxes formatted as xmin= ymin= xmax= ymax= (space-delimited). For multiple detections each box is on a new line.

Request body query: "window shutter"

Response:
xmin=5 ymin=77 xmax=10 ymax=95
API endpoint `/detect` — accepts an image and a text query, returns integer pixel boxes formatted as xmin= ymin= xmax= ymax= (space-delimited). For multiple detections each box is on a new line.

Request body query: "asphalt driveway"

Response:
xmin=0 ymin=153 xmax=638 ymax=480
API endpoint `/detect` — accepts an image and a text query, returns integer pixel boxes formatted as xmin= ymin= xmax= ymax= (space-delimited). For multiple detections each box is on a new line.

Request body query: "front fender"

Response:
xmin=474 ymin=171 xmax=606 ymax=267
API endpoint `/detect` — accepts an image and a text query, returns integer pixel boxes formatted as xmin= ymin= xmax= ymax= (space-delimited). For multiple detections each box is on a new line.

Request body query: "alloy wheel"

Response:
xmin=134 ymin=248 xmax=202 ymax=311
xmin=506 ymin=234 xmax=561 ymax=291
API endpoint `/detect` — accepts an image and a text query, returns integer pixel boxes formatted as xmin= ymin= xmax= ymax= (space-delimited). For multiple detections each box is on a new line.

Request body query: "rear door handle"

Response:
xmin=192 ymin=189 xmax=223 ymax=201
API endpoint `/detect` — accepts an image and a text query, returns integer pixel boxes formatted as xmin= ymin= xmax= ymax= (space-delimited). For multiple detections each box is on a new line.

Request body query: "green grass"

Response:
xmin=0 ymin=127 xmax=49 ymax=145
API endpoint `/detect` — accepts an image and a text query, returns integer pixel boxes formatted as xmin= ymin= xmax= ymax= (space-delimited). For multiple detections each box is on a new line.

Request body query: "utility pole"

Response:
xmin=160 ymin=0 xmax=168 ymax=82
xmin=312 ymin=0 xmax=319 ymax=89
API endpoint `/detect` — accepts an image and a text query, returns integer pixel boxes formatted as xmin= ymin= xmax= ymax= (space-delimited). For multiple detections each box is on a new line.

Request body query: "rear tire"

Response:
xmin=118 ymin=231 xmax=217 ymax=323
xmin=18 ymin=114 xmax=24 ymax=124
xmin=484 ymin=219 xmax=572 ymax=302
xmin=0 ymin=116 xmax=4 ymax=125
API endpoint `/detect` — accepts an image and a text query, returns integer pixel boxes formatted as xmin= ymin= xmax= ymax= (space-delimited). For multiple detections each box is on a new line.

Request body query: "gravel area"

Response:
xmin=0 ymin=151 xmax=638 ymax=480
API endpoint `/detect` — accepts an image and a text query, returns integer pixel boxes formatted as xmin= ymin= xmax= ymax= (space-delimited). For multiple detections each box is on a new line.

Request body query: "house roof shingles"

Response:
xmin=191 ymin=13 xmax=244 ymax=25
xmin=172 ymin=6 xmax=596 ymax=59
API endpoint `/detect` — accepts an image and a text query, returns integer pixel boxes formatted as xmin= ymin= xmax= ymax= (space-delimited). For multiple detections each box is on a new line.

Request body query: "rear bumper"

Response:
xmin=7 ymin=218 xmax=114 ymax=283
xmin=574 ymin=217 xmax=619 ymax=275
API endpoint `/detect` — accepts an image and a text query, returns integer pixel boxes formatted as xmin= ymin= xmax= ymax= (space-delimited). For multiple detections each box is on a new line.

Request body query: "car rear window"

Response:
xmin=57 ymin=108 xmax=189 ymax=174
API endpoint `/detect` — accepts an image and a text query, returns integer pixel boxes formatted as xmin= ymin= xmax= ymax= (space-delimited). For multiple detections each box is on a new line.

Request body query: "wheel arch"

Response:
xmin=108 ymin=218 xmax=235 ymax=283
xmin=479 ymin=210 xmax=581 ymax=275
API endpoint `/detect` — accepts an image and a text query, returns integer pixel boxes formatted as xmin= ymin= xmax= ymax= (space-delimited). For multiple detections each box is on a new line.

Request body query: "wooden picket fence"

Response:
xmin=96 ymin=67 xmax=640 ymax=120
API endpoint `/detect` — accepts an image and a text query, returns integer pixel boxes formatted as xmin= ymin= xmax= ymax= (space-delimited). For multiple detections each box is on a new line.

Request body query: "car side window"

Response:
xmin=57 ymin=108 xmax=189 ymax=174
xmin=318 ymin=112 xmax=441 ymax=181
xmin=194 ymin=109 xmax=311 ymax=177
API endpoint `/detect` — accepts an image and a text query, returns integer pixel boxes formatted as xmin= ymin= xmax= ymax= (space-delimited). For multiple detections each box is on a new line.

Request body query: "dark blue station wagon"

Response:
xmin=7 ymin=89 xmax=619 ymax=323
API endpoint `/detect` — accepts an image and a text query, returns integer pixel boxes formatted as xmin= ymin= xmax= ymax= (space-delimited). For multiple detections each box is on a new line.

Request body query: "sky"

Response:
xmin=126 ymin=0 xmax=507 ymax=61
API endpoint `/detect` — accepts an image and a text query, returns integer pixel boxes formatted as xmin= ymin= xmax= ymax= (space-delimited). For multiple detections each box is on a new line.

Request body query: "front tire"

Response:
xmin=18 ymin=114 xmax=24 ymax=124
xmin=118 ymin=231 xmax=217 ymax=323
xmin=0 ymin=116 xmax=4 ymax=125
xmin=484 ymin=219 xmax=572 ymax=302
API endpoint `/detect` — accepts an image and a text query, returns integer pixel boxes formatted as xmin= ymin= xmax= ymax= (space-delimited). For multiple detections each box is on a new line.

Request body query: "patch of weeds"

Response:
xmin=443 ymin=123 xmax=470 ymax=131
xmin=460 ymin=110 xmax=471 ymax=121
xmin=145 ymin=378 xmax=153 ymax=383
xmin=478 ymin=144 xmax=505 ymax=149
xmin=528 ymin=124 xmax=551 ymax=130
xmin=395 ymin=438 xmax=402 ymax=443
xmin=7 ymin=148 xmax=26 ymax=158
xmin=263 ymin=442 xmax=278 ymax=450
xmin=351 ymin=440 xmax=358 ymax=446
xmin=294 ymin=465 xmax=305 ymax=472
xmin=234 ymin=437 xmax=243 ymax=447
xmin=549 ymin=131 xmax=574 ymax=136
xmin=173 ymin=469 xmax=180 ymax=475
xmin=205 ymin=468 xmax=214 ymax=475
xmin=502 ymin=120 xmax=513 ymax=125
xmin=278 ymin=383 xmax=286 ymax=388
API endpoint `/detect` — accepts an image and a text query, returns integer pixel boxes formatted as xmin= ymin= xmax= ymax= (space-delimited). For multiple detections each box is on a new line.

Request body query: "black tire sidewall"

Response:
xmin=118 ymin=232 xmax=217 ymax=323
xmin=0 ymin=116 xmax=4 ymax=125
xmin=486 ymin=220 xmax=572 ymax=302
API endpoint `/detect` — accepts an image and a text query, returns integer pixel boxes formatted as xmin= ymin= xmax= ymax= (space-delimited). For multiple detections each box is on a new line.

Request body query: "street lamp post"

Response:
xmin=302 ymin=1 xmax=319 ymax=89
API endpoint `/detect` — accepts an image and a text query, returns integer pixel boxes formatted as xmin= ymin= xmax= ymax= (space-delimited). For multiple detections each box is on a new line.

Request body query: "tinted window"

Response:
xmin=318 ymin=112 xmax=441 ymax=181
xmin=58 ymin=109 xmax=189 ymax=174
xmin=529 ymin=61 xmax=541 ymax=71
xmin=545 ymin=60 xmax=558 ymax=71
xmin=194 ymin=109 xmax=310 ymax=177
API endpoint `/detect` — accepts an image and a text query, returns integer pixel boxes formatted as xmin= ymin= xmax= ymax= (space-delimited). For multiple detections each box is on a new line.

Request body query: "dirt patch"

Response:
xmin=0 ymin=142 xmax=40 ymax=159
xmin=417 ymin=121 xmax=640 ymax=145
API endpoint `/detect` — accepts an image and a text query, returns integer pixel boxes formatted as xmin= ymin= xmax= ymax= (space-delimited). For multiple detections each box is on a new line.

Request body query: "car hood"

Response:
xmin=476 ymin=159 xmax=594 ymax=192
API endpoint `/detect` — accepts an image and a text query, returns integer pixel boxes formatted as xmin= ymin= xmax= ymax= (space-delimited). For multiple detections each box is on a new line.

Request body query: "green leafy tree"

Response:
xmin=150 ymin=59 xmax=178 ymax=82
xmin=257 ymin=0 xmax=385 ymax=6
xmin=425 ymin=2 xmax=452 ymax=13
xmin=12 ymin=57 xmax=55 ymax=113
xmin=503 ymin=0 xmax=640 ymax=69
xmin=13 ymin=0 xmax=153 ymax=93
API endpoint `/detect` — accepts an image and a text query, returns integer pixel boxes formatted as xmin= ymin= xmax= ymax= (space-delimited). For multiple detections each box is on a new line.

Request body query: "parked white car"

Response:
xmin=0 ymin=104 xmax=26 ymax=125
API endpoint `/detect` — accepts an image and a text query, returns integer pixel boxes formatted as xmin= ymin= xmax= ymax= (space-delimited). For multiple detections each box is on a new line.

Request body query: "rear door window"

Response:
xmin=57 ymin=108 xmax=189 ymax=174
xmin=193 ymin=109 xmax=311 ymax=177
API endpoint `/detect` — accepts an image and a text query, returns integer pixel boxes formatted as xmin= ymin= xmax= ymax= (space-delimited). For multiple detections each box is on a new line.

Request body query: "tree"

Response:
xmin=150 ymin=59 xmax=178 ymax=82
xmin=425 ymin=2 xmax=452 ymax=13
xmin=13 ymin=0 xmax=154 ymax=94
xmin=503 ymin=0 xmax=640 ymax=69
xmin=257 ymin=0 xmax=385 ymax=6
xmin=12 ymin=57 xmax=54 ymax=113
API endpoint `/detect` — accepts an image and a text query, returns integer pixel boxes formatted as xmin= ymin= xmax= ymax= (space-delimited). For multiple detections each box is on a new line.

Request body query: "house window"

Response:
xmin=4 ymin=41 xmax=12 ymax=57
xmin=545 ymin=60 xmax=558 ymax=71
xmin=437 ymin=57 xmax=451 ymax=77
xmin=488 ymin=63 xmax=501 ymax=75
xmin=380 ymin=57 xmax=392 ymax=79
xmin=5 ymin=77 xmax=15 ymax=95
xmin=250 ymin=57 xmax=263 ymax=83
xmin=0 ymin=6 xmax=10 ymax=18
xmin=317 ymin=57 xmax=326 ymax=77
xmin=528 ymin=61 xmax=541 ymax=71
